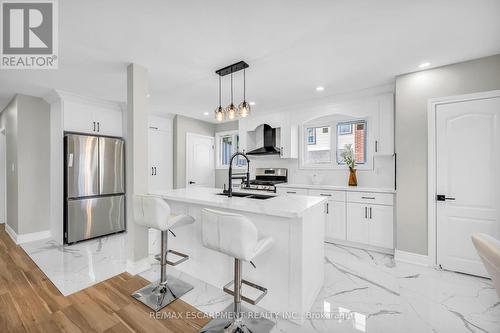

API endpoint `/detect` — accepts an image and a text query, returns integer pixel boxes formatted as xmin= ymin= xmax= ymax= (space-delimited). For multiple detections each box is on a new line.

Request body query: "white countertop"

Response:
xmin=150 ymin=187 xmax=326 ymax=219
xmin=276 ymin=183 xmax=396 ymax=194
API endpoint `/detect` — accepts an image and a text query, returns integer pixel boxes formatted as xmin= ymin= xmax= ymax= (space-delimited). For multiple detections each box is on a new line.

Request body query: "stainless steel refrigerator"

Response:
xmin=64 ymin=134 xmax=125 ymax=244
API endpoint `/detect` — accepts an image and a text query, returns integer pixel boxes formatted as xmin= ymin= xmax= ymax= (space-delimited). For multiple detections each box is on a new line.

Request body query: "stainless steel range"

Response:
xmin=246 ymin=168 xmax=288 ymax=192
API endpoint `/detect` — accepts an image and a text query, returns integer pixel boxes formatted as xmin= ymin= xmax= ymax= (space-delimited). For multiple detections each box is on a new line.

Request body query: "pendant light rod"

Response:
xmin=243 ymin=68 xmax=246 ymax=101
xmin=218 ymin=75 xmax=221 ymax=106
xmin=230 ymin=72 xmax=233 ymax=104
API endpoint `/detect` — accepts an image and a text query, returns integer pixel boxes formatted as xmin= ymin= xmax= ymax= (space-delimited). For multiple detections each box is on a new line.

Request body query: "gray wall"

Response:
xmin=173 ymin=115 xmax=214 ymax=189
xmin=214 ymin=121 xmax=238 ymax=189
xmin=0 ymin=95 xmax=50 ymax=234
xmin=395 ymin=54 xmax=500 ymax=255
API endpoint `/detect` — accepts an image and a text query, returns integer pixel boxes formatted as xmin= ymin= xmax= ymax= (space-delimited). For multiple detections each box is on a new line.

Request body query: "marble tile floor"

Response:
xmin=21 ymin=234 xmax=499 ymax=333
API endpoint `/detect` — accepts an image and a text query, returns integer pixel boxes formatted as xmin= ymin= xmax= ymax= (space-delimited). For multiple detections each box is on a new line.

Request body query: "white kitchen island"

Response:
xmin=151 ymin=187 xmax=326 ymax=324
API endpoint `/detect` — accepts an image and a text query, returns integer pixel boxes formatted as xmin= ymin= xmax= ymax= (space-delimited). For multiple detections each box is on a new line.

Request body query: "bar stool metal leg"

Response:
xmin=132 ymin=230 xmax=194 ymax=311
xmin=199 ymin=259 xmax=275 ymax=333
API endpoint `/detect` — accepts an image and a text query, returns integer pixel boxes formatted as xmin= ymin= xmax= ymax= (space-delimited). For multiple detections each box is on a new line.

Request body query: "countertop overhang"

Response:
xmin=150 ymin=187 xmax=326 ymax=218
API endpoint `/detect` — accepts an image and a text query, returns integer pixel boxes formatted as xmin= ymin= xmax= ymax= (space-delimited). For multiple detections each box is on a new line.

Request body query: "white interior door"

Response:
xmin=0 ymin=130 xmax=5 ymax=224
xmin=436 ymin=95 xmax=500 ymax=277
xmin=186 ymin=133 xmax=214 ymax=188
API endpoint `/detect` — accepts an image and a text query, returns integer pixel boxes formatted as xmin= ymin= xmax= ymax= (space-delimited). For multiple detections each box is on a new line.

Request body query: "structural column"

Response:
xmin=125 ymin=63 xmax=150 ymax=273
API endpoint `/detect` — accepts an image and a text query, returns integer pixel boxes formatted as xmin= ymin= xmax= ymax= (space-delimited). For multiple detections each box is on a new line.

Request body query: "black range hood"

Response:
xmin=246 ymin=124 xmax=281 ymax=155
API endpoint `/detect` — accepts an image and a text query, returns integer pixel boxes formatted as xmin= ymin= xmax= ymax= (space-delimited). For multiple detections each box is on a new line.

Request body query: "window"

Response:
xmin=216 ymin=131 xmax=246 ymax=169
xmin=336 ymin=120 xmax=366 ymax=165
xmin=304 ymin=125 xmax=331 ymax=164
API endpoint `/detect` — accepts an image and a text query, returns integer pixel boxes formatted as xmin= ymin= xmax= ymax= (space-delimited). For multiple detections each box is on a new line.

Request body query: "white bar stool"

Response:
xmin=199 ymin=208 xmax=275 ymax=333
xmin=132 ymin=194 xmax=195 ymax=311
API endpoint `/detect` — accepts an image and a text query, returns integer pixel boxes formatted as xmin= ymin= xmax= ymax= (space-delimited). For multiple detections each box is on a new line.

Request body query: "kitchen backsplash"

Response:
xmin=247 ymin=154 xmax=395 ymax=189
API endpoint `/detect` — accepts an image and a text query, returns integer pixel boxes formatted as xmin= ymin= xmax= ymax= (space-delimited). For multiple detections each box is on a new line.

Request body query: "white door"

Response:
xmin=436 ymin=96 xmax=500 ymax=277
xmin=149 ymin=128 xmax=173 ymax=192
xmin=186 ymin=133 xmax=215 ymax=188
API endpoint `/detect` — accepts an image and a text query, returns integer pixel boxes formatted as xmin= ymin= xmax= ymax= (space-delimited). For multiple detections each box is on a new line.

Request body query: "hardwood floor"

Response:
xmin=0 ymin=224 xmax=210 ymax=333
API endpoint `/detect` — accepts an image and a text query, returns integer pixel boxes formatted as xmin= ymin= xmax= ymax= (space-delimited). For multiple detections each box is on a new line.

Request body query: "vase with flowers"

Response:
xmin=340 ymin=144 xmax=357 ymax=186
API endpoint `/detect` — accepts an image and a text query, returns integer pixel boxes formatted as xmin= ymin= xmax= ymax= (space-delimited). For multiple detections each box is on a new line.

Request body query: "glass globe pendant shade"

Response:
xmin=226 ymin=103 xmax=237 ymax=120
xmin=238 ymin=100 xmax=251 ymax=118
xmin=214 ymin=106 xmax=224 ymax=122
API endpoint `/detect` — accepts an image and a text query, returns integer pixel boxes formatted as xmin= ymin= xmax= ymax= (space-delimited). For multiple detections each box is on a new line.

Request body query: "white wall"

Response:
xmin=0 ymin=129 xmax=5 ymax=224
xmin=173 ymin=115 xmax=215 ymax=189
xmin=0 ymin=95 xmax=50 ymax=235
xmin=395 ymin=54 xmax=500 ymax=255
xmin=239 ymin=85 xmax=395 ymax=189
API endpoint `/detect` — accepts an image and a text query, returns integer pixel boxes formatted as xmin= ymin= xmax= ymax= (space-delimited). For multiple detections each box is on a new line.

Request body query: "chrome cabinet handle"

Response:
xmin=361 ymin=196 xmax=376 ymax=200
xmin=97 ymin=122 xmax=100 ymax=132
xmin=364 ymin=207 xmax=367 ymax=219
xmin=93 ymin=122 xmax=96 ymax=132
xmin=287 ymin=191 xmax=296 ymax=194
xmin=320 ymin=193 xmax=332 ymax=197
xmin=326 ymin=203 xmax=329 ymax=214
xmin=369 ymin=207 xmax=372 ymax=219
xmin=375 ymin=140 xmax=378 ymax=153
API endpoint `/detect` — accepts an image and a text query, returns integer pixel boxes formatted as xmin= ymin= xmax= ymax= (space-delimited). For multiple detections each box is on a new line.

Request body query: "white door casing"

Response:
xmin=428 ymin=90 xmax=500 ymax=277
xmin=186 ymin=133 xmax=215 ymax=188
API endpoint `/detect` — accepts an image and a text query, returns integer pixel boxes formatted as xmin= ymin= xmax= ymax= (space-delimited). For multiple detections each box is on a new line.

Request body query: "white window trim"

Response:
xmin=215 ymin=130 xmax=246 ymax=170
xmin=299 ymin=118 xmax=374 ymax=171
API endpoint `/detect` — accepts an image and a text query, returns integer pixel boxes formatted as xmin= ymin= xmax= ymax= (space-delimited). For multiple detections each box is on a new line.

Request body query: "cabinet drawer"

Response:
xmin=308 ymin=189 xmax=346 ymax=202
xmin=347 ymin=191 xmax=393 ymax=206
xmin=276 ymin=187 xmax=308 ymax=195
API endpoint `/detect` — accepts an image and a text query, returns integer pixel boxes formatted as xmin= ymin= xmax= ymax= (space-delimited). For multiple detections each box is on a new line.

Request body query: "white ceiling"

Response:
xmin=1 ymin=0 xmax=500 ymax=121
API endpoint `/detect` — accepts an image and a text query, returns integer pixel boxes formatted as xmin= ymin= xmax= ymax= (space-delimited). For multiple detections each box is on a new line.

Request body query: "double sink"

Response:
xmin=217 ymin=191 xmax=274 ymax=200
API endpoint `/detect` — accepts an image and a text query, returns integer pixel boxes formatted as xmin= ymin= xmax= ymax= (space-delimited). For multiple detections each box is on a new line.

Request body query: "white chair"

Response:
xmin=132 ymin=194 xmax=195 ymax=311
xmin=472 ymin=233 xmax=500 ymax=298
xmin=198 ymin=208 xmax=275 ymax=333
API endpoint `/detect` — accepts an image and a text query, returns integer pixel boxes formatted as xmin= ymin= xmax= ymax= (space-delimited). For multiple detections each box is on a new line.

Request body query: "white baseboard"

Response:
xmin=5 ymin=223 xmax=17 ymax=243
xmin=395 ymin=249 xmax=429 ymax=267
xmin=126 ymin=257 xmax=152 ymax=275
xmin=4 ymin=224 xmax=50 ymax=245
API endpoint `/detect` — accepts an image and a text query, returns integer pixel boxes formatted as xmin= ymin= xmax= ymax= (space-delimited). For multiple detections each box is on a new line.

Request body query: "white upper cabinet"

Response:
xmin=61 ymin=92 xmax=123 ymax=137
xmin=373 ymin=93 xmax=394 ymax=156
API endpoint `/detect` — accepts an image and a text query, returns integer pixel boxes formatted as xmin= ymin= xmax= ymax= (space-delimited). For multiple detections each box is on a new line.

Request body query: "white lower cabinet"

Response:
xmin=326 ymin=201 xmax=347 ymax=240
xmin=347 ymin=202 xmax=393 ymax=249
xmin=277 ymin=185 xmax=394 ymax=251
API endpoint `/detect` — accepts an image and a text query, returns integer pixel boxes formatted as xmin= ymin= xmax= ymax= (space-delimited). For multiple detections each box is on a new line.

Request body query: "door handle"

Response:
xmin=326 ymin=203 xmax=329 ymax=214
xmin=369 ymin=207 xmax=372 ymax=219
xmin=189 ymin=181 xmax=196 ymax=184
xmin=151 ymin=167 xmax=154 ymax=175
xmin=364 ymin=207 xmax=367 ymax=219
xmin=154 ymin=167 xmax=157 ymax=175
xmin=97 ymin=122 xmax=100 ymax=132
xmin=436 ymin=195 xmax=455 ymax=201
xmin=375 ymin=140 xmax=378 ymax=153
xmin=93 ymin=122 xmax=96 ymax=132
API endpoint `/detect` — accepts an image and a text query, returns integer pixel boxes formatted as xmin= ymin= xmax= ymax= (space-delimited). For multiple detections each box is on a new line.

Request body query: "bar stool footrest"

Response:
xmin=223 ymin=279 xmax=268 ymax=305
xmin=154 ymin=250 xmax=190 ymax=266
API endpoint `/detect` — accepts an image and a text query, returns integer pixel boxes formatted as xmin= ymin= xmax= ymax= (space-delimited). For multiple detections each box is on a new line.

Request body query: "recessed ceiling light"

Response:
xmin=203 ymin=112 xmax=209 ymax=116
xmin=146 ymin=93 xmax=151 ymax=98
xmin=249 ymin=101 xmax=256 ymax=106
xmin=316 ymin=86 xmax=324 ymax=92
xmin=418 ymin=62 xmax=430 ymax=69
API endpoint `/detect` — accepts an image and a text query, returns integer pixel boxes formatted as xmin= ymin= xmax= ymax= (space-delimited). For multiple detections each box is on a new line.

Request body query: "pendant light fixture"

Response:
xmin=238 ymin=68 xmax=250 ymax=118
xmin=214 ymin=61 xmax=250 ymax=122
xmin=214 ymin=75 xmax=224 ymax=122
xmin=225 ymin=72 xmax=237 ymax=120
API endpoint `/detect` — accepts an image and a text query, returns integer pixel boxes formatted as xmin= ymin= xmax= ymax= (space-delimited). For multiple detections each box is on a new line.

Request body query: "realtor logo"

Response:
xmin=1 ymin=0 xmax=58 ymax=69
